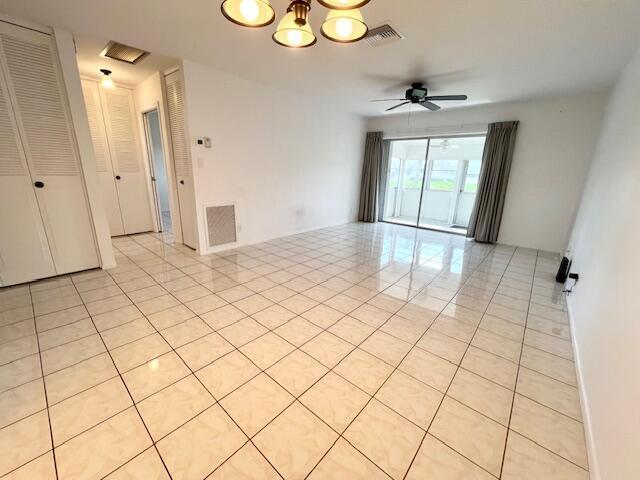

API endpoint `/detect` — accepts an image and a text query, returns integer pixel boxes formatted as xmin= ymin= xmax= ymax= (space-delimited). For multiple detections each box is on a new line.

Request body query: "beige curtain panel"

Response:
xmin=467 ymin=121 xmax=519 ymax=243
xmin=358 ymin=131 xmax=383 ymax=223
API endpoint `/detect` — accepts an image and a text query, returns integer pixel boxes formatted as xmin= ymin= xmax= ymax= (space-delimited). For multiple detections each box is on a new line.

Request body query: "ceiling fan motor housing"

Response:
xmin=406 ymin=85 xmax=428 ymax=102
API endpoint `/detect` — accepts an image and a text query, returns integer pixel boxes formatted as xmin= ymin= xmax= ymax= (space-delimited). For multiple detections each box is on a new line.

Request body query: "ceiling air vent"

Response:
xmin=364 ymin=24 xmax=404 ymax=47
xmin=100 ymin=41 xmax=150 ymax=65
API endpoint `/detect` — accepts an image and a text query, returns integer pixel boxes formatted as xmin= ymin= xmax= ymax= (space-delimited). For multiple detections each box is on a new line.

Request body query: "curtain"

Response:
xmin=467 ymin=121 xmax=519 ymax=243
xmin=377 ymin=140 xmax=391 ymax=221
xmin=358 ymin=132 xmax=383 ymax=223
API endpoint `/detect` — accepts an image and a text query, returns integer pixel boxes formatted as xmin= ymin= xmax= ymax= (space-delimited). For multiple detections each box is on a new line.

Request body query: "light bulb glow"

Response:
xmin=334 ymin=18 xmax=354 ymax=38
xmin=101 ymin=76 xmax=115 ymax=89
xmin=286 ymin=29 xmax=303 ymax=46
xmin=239 ymin=0 xmax=259 ymax=21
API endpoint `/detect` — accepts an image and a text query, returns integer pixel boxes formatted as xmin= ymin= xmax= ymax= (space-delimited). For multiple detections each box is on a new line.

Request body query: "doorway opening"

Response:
xmin=382 ymin=135 xmax=486 ymax=234
xmin=143 ymin=109 xmax=172 ymax=233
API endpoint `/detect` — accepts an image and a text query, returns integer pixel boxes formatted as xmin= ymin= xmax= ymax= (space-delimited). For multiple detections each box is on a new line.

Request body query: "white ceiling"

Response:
xmin=1 ymin=0 xmax=639 ymax=116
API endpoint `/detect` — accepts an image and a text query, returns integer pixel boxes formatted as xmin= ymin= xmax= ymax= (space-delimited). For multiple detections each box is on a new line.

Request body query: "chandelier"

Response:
xmin=221 ymin=0 xmax=371 ymax=48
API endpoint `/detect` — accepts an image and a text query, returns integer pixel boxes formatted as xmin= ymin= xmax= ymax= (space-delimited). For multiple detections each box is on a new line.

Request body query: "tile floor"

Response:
xmin=0 ymin=222 xmax=589 ymax=479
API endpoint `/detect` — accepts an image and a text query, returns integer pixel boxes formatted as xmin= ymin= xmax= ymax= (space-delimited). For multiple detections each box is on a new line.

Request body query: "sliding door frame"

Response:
xmin=381 ymin=133 xmax=486 ymax=236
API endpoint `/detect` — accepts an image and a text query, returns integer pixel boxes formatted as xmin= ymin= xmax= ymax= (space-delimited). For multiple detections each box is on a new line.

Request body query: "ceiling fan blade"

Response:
xmin=419 ymin=101 xmax=441 ymax=111
xmin=425 ymin=95 xmax=468 ymax=101
xmin=370 ymin=99 xmax=406 ymax=102
xmin=386 ymin=101 xmax=411 ymax=112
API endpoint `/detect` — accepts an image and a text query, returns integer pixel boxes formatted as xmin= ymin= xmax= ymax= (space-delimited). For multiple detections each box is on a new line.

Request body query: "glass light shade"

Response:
xmin=321 ymin=8 xmax=367 ymax=43
xmin=317 ymin=0 xmax=370 ymax=10
xmin=272 ymin=11 xmax=316 ymax=48
xmin=100 ymin=76 xmax=115 ymax=89
xmin=221 ymin=0 xmax=275 ymax=28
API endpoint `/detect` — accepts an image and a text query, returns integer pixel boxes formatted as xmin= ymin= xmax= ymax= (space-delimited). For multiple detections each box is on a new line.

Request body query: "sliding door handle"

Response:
xmin=115 ymin=175 xmax=121 ymax=180
xmin=34 ymin=181 xmax=44 ymax=188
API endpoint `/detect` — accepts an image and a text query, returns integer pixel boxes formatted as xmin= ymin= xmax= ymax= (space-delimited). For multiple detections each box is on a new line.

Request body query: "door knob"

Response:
xmin=180 ymin=180 xmax=185 ymax=185
xmin=115 ymin=175 xmax=121 ymax=180
xmin=34 ymin=181 xmax=44 ymax=188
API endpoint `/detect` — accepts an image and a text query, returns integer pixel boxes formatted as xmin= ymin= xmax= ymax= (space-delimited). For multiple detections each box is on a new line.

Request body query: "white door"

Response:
xmin=0 ymin=53 xmax=56 ymax=286
xmin=81 ymin=80 xmax=124 ymax=236
xmin=0 ymin=22 xmax=99 ymax=276
xmin=100 ymin=86 xmax=153 ymax=235
xmin=165 ymin=70 xmax=197 ymax=249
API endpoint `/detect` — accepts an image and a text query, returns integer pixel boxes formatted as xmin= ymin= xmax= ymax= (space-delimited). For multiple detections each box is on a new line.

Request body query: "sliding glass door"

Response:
xmin=382 ymin=135 xmax=486 ymax=234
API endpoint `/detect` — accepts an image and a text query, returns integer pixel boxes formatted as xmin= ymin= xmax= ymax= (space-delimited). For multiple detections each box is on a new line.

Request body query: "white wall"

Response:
xmin=181 ymin=60 xmax=366 ymax=253
xmin=367 ymin=93 xmax=607 ymax=252
xmin=133 ymin=71 xmax=183 ymax=241
xmin=565 ymin=47 xmax=640 ymax=480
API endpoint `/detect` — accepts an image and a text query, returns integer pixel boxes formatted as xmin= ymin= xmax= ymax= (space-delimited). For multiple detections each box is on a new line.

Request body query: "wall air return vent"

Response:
xmin=364 ymin=24 xmax=404 ymax=47
xmin=100 ymin=41 xmax=150 ymax=65
xmin=206 ymin=205 xmax=238 ymax=248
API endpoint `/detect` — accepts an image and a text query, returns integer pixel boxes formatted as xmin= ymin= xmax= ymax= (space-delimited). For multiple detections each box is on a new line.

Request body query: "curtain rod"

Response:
xmin=381 ymin=122 xmax=488 ymax=140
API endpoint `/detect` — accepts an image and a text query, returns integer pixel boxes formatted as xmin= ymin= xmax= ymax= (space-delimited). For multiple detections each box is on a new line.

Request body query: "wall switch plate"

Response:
xmin=195 ymin=137 xmax=212 ymax=148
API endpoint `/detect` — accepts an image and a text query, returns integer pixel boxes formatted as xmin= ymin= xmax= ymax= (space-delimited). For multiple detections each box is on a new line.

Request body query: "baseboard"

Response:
xmin=566 ymin=298 xmax=600 ymax=480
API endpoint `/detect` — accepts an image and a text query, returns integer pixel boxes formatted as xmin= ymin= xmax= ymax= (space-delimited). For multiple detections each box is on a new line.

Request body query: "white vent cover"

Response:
xmin=100 ymin=41 xmax=149 ymax=64
xmin=364 ymin=24 xmax=404 ymax=47
xmin=206 ymin=205 xmax=237 ymax=248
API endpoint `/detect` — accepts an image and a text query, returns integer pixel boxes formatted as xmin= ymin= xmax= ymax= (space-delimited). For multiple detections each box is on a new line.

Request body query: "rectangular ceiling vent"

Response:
xmin=100 ymin=41 xmax=150 ymax=65
xmin=206 ymin=205 xmax=238 ymax=248
xmin=364 ymin=24 xmax=404 ymax=47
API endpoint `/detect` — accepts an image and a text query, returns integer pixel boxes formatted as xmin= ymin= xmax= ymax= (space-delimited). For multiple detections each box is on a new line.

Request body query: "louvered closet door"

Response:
xmin=81 ymin=80 xmax=124 ymax=236
xmin=100 ymin=86 xmax=153 ymax=235
xmin=0 ymin=22 xmax=99 ymax=275
xmin=0 ymin=52 xmax=56 ymax=286
xmin=165 ymin=70 xmax=197 ymax=249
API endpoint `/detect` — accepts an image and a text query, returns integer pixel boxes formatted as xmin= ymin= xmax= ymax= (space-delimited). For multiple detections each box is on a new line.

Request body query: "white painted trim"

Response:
xmin=53 ymin=28 xmax=116 ymax=269
xmin=0 ymin=15 xmax=52 ymax=34
xmin=566 ymin=298 xmax=600 ymax=480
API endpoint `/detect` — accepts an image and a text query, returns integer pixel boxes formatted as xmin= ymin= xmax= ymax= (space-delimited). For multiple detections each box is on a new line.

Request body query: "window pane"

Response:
xmin=403 ymin=159 xmax=425 ymax=189
xmin=429 ymin=160 xmax=457 ymax=191
xmin=463 ymin=160 xmax=481 ymax=192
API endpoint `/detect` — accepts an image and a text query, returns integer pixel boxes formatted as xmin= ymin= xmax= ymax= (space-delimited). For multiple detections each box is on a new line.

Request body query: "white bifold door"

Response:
xmin=0 ymin=21 xmax=99 ymax=286
xmin=164 ymin=70 xmax=197 ymax=249
xmin=82 ymin=80 xmax=153 ymax=236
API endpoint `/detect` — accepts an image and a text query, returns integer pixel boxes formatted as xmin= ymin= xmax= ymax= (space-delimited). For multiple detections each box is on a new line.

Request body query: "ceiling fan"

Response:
xmin=372 ymin=82 xmax=468 ymax=112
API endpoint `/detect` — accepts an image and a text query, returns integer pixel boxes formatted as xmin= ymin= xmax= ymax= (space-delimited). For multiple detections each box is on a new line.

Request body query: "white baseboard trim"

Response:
xmin=566 ymin=298 xmax=600 ymax=480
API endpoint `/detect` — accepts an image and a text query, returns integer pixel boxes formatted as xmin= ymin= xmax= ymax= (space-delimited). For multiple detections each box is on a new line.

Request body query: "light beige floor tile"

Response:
xmin=431 ymin=315 xmax=477 ymax=343
xmin=516 ymin=367 xmax=582 ymax=420
xmin=157 ymin=404 xmax=247 ymax=480
xmin=41 ymin=334 xmax=106 ymax=375
xmin=35 ymin=305 xmax=89 ymax=332
xmin=0 ymin=354 xmax=41 ymax=393
xmin=92 ymin=305 xmax=143 ymax=332
xmin=0 ymin=410 xmax=51 ymax=476
xmin=375 ymin=370 xmax=442 ymax=429
xmin=406 ymin=434 xmax=495 ymax=480
xmin=300 ymin=331 xmax=354 ymax=368
xmin=520 ymin=345 xmax=577 ymax=386
xmin=1 ymin=452 xmax=56 ymax=480
xmin=251 ymin=304 xmax=296 ymax=329
xmin=510 ymin=394 xmax=587 ymax=468
xmin=267 ymin=349 xmax=328 ymax=396
xmin=50 ymin=376 xmax=132 ymax=445
xmin=184 ymin=294 xmax=227 ymax=315
xmin=275 ymin=317 xmax=322 ymax=346
xmin=344 ymin=399 xmax=424 ymax=479
xmin=334 ymin=348 xmax=394 ymax=395
xmin=479 ymin=314 xmax=525 ymax=341
xmin=0 ymin=335 xmax=39 ymax=365
xmin=300 ymin=371 xmax=370 ymax=433
xmin=101 ymin=318 xmax=156 ymax=350
xmin=123 ymin=351 xmax=190 ymax=402
xmin=398 ymin=347 xmax=457 ymax=393
xmin=471 ymin=329 xmax=522 ymax=362
xmin=196 ymin=351 xmax=260 ymax=399
xmin=200 ymin=304 xmax=247 ymax=330
xmin=219 ymin=317 xmax=269 ymax=347
xmin=461 ymin=345 xmax=518 ymax=390
xmin=323 ymin=294 xmax=362 ymax=314
xmin=110 ymin=333 xmax=171 ymax=373
xmin=360 ymin=331 xmax=412 ymax=366
xmin=207 ymin=442 xmax=280 ymax=480
xmin=138 ymin=375 xmax=215 ymax=441
xmin=309 ymin=437 xmax=391 ymax=480
xmin=526 ymin=314 xmax=571 ymax=339
xmin=0 ymin=379 xmax=46 ymax=428
xmin=301 ymin=304 xmax=344 ymax=329
xmin=254 ymin=402 xmax=338 ymax=480
xmin=429 ymin=397 xmax=507 ymax=476
xmin=239 ymin=332 xmax=295 ymax=369
xmin=328 ymin=316 xmax=375 ymax=345
xmin=86 ymin=294 xmax=132 ymax=316
xmin=136 ymin=295 xmax=179 ymax=316
xmin=379 ymin=315 xmax=428 ymax=343
xmin=161 ymin=316 xmax=212 ymax=348
xmin=147 ymin=305 xmax=195 ymax=330
xmin=502 ymin=431 xmax=589 ymax=480
xmin=104 ymin=447 xmax=169 ymax=479
xmin=279 ymin=294 xmax=319 ymax=315
xmin=416 ymin=329 xmax=468 ymax=364
xmin=221 ymin=373 xmax=294 ymax=437
xmin=233 ymin=294 xmax=274 ymax=316
xmin=448 ymin=368 xmax=513 ymax=426
xmin=176 ymin=332 xmax=234 ymax=370
xmin=524 ymin=329 xmax=574 ymax=360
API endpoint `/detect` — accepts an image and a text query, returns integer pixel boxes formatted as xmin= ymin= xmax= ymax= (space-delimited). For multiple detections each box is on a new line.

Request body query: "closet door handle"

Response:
xmin=34 ymin=181 xmax=44 ymax=188
xmin=115 ymin=175 xmax=121 ymax=180
xmin=180 ymin=180 xmax=185 ymax=185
